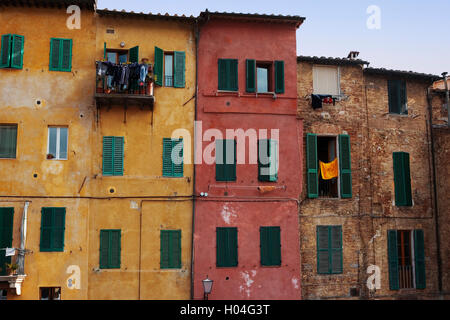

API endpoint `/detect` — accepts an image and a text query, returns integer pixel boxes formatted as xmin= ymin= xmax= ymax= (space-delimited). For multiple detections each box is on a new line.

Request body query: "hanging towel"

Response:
xmin=5 ymin=248 xmax=16 ymax=257
xmin=257 ymin=186 xmax=277 ymax=193
xmin=319 ymin=158 xmax=338 ymax=180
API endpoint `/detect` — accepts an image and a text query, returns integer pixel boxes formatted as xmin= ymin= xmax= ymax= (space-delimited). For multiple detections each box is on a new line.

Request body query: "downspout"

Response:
xmin=426 ymin=87 xmax=442 ymax=293
xmin=17 ymin=201 xmax=30 ymax=275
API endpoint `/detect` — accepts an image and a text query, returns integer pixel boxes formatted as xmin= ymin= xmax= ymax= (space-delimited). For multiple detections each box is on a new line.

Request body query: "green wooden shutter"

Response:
xmin=330 ymin=226 xmax=343 ymax=273
xmin=10 ymin=35 xmax=24 ymax=69
xmin=160 ymin=230 xmax=170 ymax=268
xmin=218 ymin=59 xmax=227 ymax=90
xmin=218 ymin=59 xmax=238 ymax=91
xmin=0 ymin=125 xmax=18 ymax=159
xmin=0 ymin=208 xmax=14 ymax=275
xmin=103 ymin=42 xmax=107 ymax=60
xmin=339 ymin=134 xmax=352 ymax=198
xmin=275 ymin=60 xmax=285 ymax=94
xmin=229 ymin=59 xmax=238 ymax=91
xmin=216 ymin=227 xmax=238 ymax=267
xmin=388 ymin=80 xmax=401 ymax=114
xmin=0 ymin=34 xmax=12 ymax=68
xmin=400 ymin=80 xmax=407 ymax=114
xmin=154 ymin=46 xmax=163 ymax=86
xmin=216 ymin=139 xmax=225 ymax=181
xmin=216 ymin=140 xmax=236 ymax=181
xmin=414 ymin=229 xmax=426 ymax=289
xmin=226 ymin=139 xmax=236 ymax=181
xmin=172 ymin=139 xmax=184 ymax=177
xmin=129 ymin=46 xmax=139 ymax=63
xmin=258 ymin=139 xmax=268 ymax=182
xmin=102 ymin=136 xmax=114 ymax=176
xmin=260 ymin=227 xmax=281 ymax=266
xmin=113 ymin=137 xmax=124 ymax=176
xmin=307 ymin=134 xmax=319 ymax=198
xmin=60 ymin=39 xmax=72 ymax=72
xmin=109 ymin=230 xmax=121 ymax=268
xmin=317 ymin=226 xmax=330 ymax=274
xmin=49 ymin=38 xmax=60 ymax=71
xmin=163 ymin=138 xmax=183 ymax=178
xmin=160 ymin=230 xmax=181 ymax=269
xmin=246 ymin=59 xmax=256 ymax=93
xmin=40 ymin=208 xmax=53 ymax=251
xmin=99 ymin=230 xmax=109 ymax=269
xmin=173 ymin=51 xmax=186 ymax=88
xmin=393 ymin=152 xmax=412 ymax=206
xmin=258 ymin=140 xmax=278 ymax=182
xmin=388 ymin=230 xmax=399 ymax=290
xmin=52 ymin=208 xmax=65 ymax=251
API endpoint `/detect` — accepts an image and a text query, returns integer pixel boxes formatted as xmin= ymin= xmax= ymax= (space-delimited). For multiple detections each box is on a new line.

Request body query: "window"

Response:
xmin=0 ymin=34 xmax=24 ymax=69
xmin=317 ymin=226 xmax=343 ymax=274
xmin=160 ymin=230 xmax=181 ymax=269
xmin=313 ymin=65 xmax=340 ymax=96
xmin=246 ymin=60 xmax=284 ymax=94
xmin=40 ymin=287 xmax=61 ymax=300
xmin=216 ymin=139 xmax=236 ymax=182
xmin=388 ymin=230 xmax=426 ymax=290
xmin=49 ymin=38 xmax=72 ymax=72
xmin=260 ymin=226 xmax=281 ymax=266
xmin=0 ymin=208 xmax=14 ymax=276
xmin=306 ymin=134 xmax=352 ymax=199
xmin=40 ymin=207 xmax=66 ymax=252
xmin=154 ymin=47 xmax=185 ymax=88
xmin=257 ymin=64 xmax=271 ymax=93
xmin=216 ymin=227 xmax=238 ymax=267
xmin=258 ymin=139 xmax=278 ymax=182
xmin=393 ymin=152 xmax=412 ymax=206
xmin=162 ymin=138 xmax=183 ymax=177
xmin=47 ymin=127 xmax=68 ymax=160
xmin=102 ymin=136 xmax=124 ymax=176
xmin=218 ymin=59 xmax=238 ymax=91
xmin=106 ymin=49 xmax=128 ymax=64
xmin=0 ymin=124 xmax=17 ymax=159
xmin=388 ymin=80 xmax=407 ymax=114
xmin=100 ymin=230 xmax=121 ymax=269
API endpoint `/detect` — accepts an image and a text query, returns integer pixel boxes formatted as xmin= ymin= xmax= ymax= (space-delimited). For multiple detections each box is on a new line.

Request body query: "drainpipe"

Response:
xmin=442 ymin=72 xmax=449 ymax=127
xmin=17 ymin=201 xmax=30 ymax=275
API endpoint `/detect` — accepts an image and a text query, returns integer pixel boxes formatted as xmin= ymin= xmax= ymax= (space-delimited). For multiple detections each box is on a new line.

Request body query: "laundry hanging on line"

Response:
xmin=311 ymin=94 xmax=336 ymax=109
xmin=319 ymin=158 xmax=338 ymax=180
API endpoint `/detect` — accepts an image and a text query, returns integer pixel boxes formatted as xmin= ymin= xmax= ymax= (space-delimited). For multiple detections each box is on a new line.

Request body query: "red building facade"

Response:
xmin=193 ymin=11 xmax=305 ymax=300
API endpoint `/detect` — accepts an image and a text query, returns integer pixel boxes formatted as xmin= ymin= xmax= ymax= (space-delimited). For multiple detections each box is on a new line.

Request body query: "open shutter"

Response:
xmin=113 ymin=137 xmax=124 ymax=176
xmin=339 ymin=134 xmax=352 ymax=198
xmin=414 ymin=229 xmax=426 ymax=289
xmin=388 ymin=80 xmax=401 ymax=114
xmin=172 ymin=139 xmax=184 ymax=177
xmin=110 ymin=230 xmax=121 ymax=268
xmin=129 ymin=46 xmax=139 ymax=63
xmin=307 ymin=134 xmax=319 ymax=198
xmin=330 ymin=226 xmax=343 ymax=273
xmin=393 ymin=152 xmax=412 ymax=206
xmin=0 ymin=34 xmax=12 ymax=68
xmin=317 ymin=226 xmax=330 ymax=274
xmin=40 ymin=208 xmax=53 ymax=251
xmin=275 ymin=60 xmax=285 ymax=94
xmin=102 ymin=137 xmax=114 ymax=176
xmin=10 ymin=35 xmax=24 ymax=69
xmin=400 ymin=80 xmax=407 ymax=114
xmin=52 ymin=208 xmax=65 ymax=251
xmin=173 ymin=51 xmax=185 ymax=88
xmin=258 ymin=139 xmax=269 ymax=182
xmin=246 ymin=59 xmax=256 ymax=93
xmin=0 ymin=208 xmax=14 ymax=275
xmin=99 ymin=230 xmax=109 ymax=269
xmin=154 ymin=46 xmax=163 ymax=86
xmin=388 ymin=230 xmax=399 ymax=290
xmin=49 ymin=38 xmax=61 ymax=71
xmin=162 ymin=138 xmax=173 ymax=177
xmin=60 ymin=39 xmax=72 ymax=72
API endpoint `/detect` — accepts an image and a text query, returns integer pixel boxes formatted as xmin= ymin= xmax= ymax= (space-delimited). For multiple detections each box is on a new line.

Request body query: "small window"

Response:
xmin=102 ymin=136 xmax=124 ymax=176
xmin=388 ymin=80 xmax=407 ymax=114
xmin=106 ymin=49 xmax=128 ymax=64
xmin=317 ymin=225 xmax=343 ymax=274
xmin=0 ymin=124 xmax=17 ymax=159
xmin=47 ymin=127 xmax=68 ymax=160
xmin=100 ymin=229 xmax=121 ymax=269
xmin=164 ymin=53 xmax=174 ymax=87
xmin=218 ymin=59 xmax=238 ymax=91
xmin=216 ymin=139 xmax=236 ymax=182
xmin=0 ymin=34 xmax=24 ymax=69
xmin=154 ymin=47 xmax=185 ymax=88
xmin=49 ymin=38 xmax=72 ymax=72
xmin=260 ymin=226 xmax=281 ymax=266
xmin=216 ymin=227 xmax=238 ymax=267
xmin=313 ymin=65 xmax=339 ymax=95
xmin=257 ymin=63 xmax=271 ymax=93
xmin=162 ymin=138 xmax=183 ymax=177
xmin=40 ymin=207 xmax=66 ymax=252
xmin=160 ymin=230 xmax=181 ymax=269
xmin=393 ymin=152 xmax=412 ymax=206
xmin=40 ymin=287 xmax=61 ymax=300
xmin=317 ymin=136 xmax=339 ymax=198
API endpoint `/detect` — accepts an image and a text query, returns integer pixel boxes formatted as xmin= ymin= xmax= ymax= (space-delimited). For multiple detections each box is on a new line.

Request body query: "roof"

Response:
xmin=0 ymin=0 xmax=96 ymax=9
xmin=199 ymin=10 xmax=305 ymax=28
xmin=96 ymin=9 xmax=196 ymax=22
xmin=364 ymin=67 xmax=440 ymax=82
xmin=297 ymin=55 xmax=369 ymax=66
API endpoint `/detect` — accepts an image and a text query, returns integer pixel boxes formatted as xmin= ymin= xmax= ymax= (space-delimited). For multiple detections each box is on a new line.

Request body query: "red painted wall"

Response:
xmin=194 ymin=17 xmax=303 ymax=300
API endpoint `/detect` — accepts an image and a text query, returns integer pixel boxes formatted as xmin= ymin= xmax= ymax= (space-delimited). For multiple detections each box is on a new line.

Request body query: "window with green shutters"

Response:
xmin=306 ymin=133 xmax=319 ymax=198
xmin=216 ymin=227 xmax=238 ymax=267
xmin=260 ymin=227 xmax=281 ymax=266
xmin=162 ymin=138 xmax=183 ymax=177
xmin=40 ymin=208 xmax=66 ymax=252
xmin=173 ymin=51 xmax=186 ymax=88
xmin=388 ymin=80 xmax=407 ymax=114
xmin=216 ymin=139 xmax=236 ymax=181
xmin=317 ymin=226 xmax=343 ymax=274
xmin=246 ymin=59 xmax=256 ymax=93
xmin=129 ymin=46 xmax=139 ymax=63
xmin=160 ymin=230 xmax=181 ymax=269
xmin=393 ymin=152 xmax=412 ymax=206
xmin=153 ymin=46 xmax=185 ymax=88
xmin=0 ymin=124 xmax=17 ymax=159
xmin=274 ymin=60 xmax=285 ymax=94
xmin=0 ymin=34 xmax=24 ymax=69
xmin=99 ymin=230 xmax=121 ymax=269
xmin=218 ymin=59 xmax=238 ymax=91
xmin=49 ymin=38 xmax=72 ymax=72
xmin=0 ymin=208 xmax=14 ymax=276
xmin=102 ymin=136 xmax=124 ymax=176
xmin=258 ymin=139 xmax=278 ymax=182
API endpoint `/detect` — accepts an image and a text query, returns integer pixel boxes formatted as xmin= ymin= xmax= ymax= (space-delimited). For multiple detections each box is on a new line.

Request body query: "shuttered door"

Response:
xmin=173 ymin=51 xmax=185 ymax=88
xmin=11 ymin=35 xmax=24 ymax=69
xmin=339 ymin=134 xmax=352 ymax=198
xmin=160 ymin=230 xmax=181 ymax=269
xmin=129 ymin=46 xmax=139 ymax=63
xmin=260 ymin=227 xmax=281 ymax=266
xmin=274 ymin=60 xmax=285 ymax=94
xmin=393 ymin=152 xmax=412 ymax=206
xmin=307 ymin=134 xmax=319 ymax=198
xmin=154 ymin=46 xmax=163 ymax=86
xmin=387 ymin=230 xmax=399 ymax=290
xmin=317 ymin=226 xmax=330 ymax=274
xmin=0 ymin=125 xmax=17 ymax=159
xmin=0 ymin=208 xmax=14 ymax=275
xmin=216 ymin=227 xmax=238 ymax=267
xmin=246 ymin=59 xmax=256 ymax=93
xmin=414 ymin=229 xmax=426 ymax=289
xmin=0 ymin=34 xmax=11 ymax=68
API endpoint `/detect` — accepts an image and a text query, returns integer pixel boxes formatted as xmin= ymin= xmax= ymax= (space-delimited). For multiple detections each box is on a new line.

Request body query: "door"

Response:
xmin=0 ymin=208 xmax=14 ymax=275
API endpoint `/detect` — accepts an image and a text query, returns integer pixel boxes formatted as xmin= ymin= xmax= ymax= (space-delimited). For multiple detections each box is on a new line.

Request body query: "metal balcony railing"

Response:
xmin=399 ymin=265 xmax=414 ymax=289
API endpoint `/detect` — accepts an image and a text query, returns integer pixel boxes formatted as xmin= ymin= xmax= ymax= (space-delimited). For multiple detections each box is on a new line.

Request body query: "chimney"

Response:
xmin=347 ymin=51 xmax=360 ymax=60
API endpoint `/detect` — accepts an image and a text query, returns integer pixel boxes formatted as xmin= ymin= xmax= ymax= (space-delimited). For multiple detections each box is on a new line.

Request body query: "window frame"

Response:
xmin=316 ymin=135 xmax=340 ymax=199
xmin=47 ymin=126 xmax=68 ymax=160
xmin=312 ymin=65 xmax=341 ymax=96
xmin=218 ymin=58 xmax=239 ymax=92
xmin=256 ymin=61 xmax=273 ymax=93
xmin=216 ymin=227 xmax=238 ymax=268
xmin=105 ymin=49 xmax=129 ymax=64
xmin=163 ymin=52 xmax=174 ymax=87
xmin=160 ymin=229 xmax=182 ymax=269
xmin=39 ymin=207 xmax=66 ymax=252
xmin=316 ymin=225 xmax=343 ymax=275
xmin=49 ymin=38 xmax=73 ymax=72
xmin=0 ymin=124 xmax=18 ymax=159
xmin=260 ymin=226 xmax=282 ymax=267
xmin=39 ymin=287 xmax=61 ymax=300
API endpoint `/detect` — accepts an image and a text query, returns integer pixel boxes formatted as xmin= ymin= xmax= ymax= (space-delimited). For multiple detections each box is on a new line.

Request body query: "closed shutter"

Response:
xmin=258 ymin=139 xmax=278 ymax=182
xmin=414 ymin=229 xmax=426 ymax=289
xmin=218 ymin=59 xmax=227 ymax=90
xmin=113 ymin=137 xmax=124 ymax=176
xmin=393 ymin=152 xmax=412 ymax=206
xmin=160 ymin=230 xmax=181 ymax=269
xmin=154 ymin=46 xmax=163 ymax=86
xmin=99 ymin=230 xmax=121 ymax=269
xmin=246 ymin=59 xmax=256 ymax=93
xmin=0 ymin=34 xmax=11 ymax=68
xmin=52 ymin=208 xmax=65 ymax=251
xmin=49 ymin=38 xmax=60 ymax=71
xmin=162 ymin=138 xmax=183 ymax=177
xmin=400 ymin=81 xmax=407 ymax=114
xmin=306 ymin=133 xmax=318 ymax=198
xmin=172 ymin=139 xmax=184 ymax=177
xmin=274 ymin=60 xmax=285 ymax=94
xmin=317 ymin=226 xmax=330 ymax=274
xmin=339 ymin=134 xmax=352 ymax=198
xmin=102 ymin=137 xmax=114 ymax=176
xmin=129 ymin=46 xmax=139 ymax=63
xmin=330 ymin=226 xmax=343 ymax=273
xmin=216 ymin=140 xmax=236 ymax=181
xmin=40 ymin=208 xmax=53 ymax=251
xmin=162 ymin=138 xmax=173 ymax=177
xmin=11 ymin=35 xmax=24 ymax=69
xmin=60 ymin=39 xmax=72 ymax=72
xmin=0 ymin=208 xmax=14 ymax=275
xmin=260 ymin=227 xmax=281 ymax=266
xmin=229 ymin=59 xmax=238 ymax=91
xmin=218 ymin=59 xmax=238 ymax=91
xmin=317 ymin=226 xmax=342 ymax=274
xmin=99 ymin=230 xmax=109 ymax=269
xmin=387 ymin=230 xmax=399 ymax=290
xmin=216 ymin=227 xmax=238 ymax=267
xmin=0 ymin=125 xmax=17 ymax=159
xmin=173 ymin=51 xmax=185 ymax=88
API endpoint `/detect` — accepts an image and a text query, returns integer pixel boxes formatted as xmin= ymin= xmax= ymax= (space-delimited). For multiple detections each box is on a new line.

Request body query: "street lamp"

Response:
xmin=202 ymin=275 xmax=213 ymax=300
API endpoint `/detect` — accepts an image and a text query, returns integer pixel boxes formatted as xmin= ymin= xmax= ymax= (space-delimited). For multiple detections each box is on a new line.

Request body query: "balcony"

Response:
xmin=0 ymin=274 xmax=26 ymax=296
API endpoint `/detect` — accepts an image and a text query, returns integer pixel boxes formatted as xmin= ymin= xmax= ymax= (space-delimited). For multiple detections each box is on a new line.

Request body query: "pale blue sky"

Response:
xmin=97 ymin=0 xmax=449 ymax=75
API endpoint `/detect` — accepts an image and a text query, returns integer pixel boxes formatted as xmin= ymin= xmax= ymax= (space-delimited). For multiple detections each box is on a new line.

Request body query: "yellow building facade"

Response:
xmin=0 ymin=2 xmax=195 ymax=300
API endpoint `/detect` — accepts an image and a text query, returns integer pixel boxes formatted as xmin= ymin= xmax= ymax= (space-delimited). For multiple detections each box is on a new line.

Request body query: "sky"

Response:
xmin=97 ymin=0 xmax=449 ymax=75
